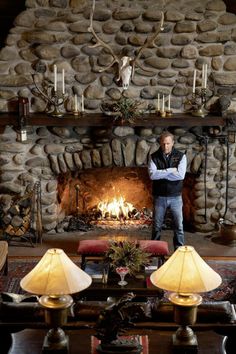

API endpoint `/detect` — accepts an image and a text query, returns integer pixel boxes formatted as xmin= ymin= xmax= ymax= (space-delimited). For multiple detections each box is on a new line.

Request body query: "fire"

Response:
xmin=97 ymin=196 xmax=134 ymax=220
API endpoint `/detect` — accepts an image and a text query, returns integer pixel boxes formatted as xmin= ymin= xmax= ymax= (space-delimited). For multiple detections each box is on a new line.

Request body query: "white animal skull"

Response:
xmin=119 ymin=56 xmax=133 ymax=90
xmin=88 ymin=0 xmax=164 ymax=90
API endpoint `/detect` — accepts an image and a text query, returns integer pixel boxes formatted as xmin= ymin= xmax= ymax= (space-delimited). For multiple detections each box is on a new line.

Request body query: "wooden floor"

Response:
xmin=7 ymin=227 xmax=236 ymax=259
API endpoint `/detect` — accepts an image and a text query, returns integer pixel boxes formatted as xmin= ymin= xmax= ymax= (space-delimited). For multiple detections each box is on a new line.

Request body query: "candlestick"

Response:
xmin=204 ymin=64 xmax=207 ymax=89
xmin=53 ymin=64 xmax=57 ymax=92
xmin=202 ymin=64 xmax=205 ymax=88
xmin=193 ymin=69 xmax=196 ymax=93
xmin=162 ymin=95 xmax=165 ymax=112
xmin=160 ymin=11 xmax=164 ymax=29
xmin=168 ymin=94 xmax=170 ymax=111
xmin=157 ymin=93 xmax=160 ymax=111
xmin=81 ymin=94 xmax=84 ymax=112
xmin=74 ymin=94 xmax=78 ymax=112
xmin=62 ymin=69 xmax=65 ymax=94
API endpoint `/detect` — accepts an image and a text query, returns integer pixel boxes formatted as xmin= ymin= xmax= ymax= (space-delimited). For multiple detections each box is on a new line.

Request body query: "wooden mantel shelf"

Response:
xmin=0 ymin=112 xmax=226 ymax=127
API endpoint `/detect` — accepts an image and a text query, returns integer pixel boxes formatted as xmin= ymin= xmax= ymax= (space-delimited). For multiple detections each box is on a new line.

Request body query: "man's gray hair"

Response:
xmin=159 ymin=131 xmax=174 ymax=142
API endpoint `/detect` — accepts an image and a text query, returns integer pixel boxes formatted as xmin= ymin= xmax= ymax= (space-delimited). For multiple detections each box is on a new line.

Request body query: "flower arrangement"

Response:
xmin=105 ymin=240 xmax=150 ymax=276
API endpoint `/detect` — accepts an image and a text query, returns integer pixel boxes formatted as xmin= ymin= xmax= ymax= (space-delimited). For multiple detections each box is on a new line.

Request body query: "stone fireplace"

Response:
xmin=0 ymin=0 xmax=236 ymax=236
xmin=0 ymin=122 xmax=235 ymax=235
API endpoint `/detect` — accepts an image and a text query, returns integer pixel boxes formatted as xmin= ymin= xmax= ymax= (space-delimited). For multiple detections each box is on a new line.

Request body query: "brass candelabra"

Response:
xmin=33 ymin=74 xmax=67 ymax=117
xmin=190 ymin=88 xmax=208 ymax=117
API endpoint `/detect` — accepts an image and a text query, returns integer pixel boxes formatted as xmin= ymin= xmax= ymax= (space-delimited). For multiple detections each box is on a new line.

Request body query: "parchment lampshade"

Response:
xmin=20 ymin=248 xmax=92 ymax=295
xmin=150 ymin=245 xmax=222 ymax=295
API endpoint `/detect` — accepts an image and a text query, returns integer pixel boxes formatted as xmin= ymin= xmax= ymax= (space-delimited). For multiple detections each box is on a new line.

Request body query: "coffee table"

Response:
xmin=78 ymin=271 xmax=164 ymax=301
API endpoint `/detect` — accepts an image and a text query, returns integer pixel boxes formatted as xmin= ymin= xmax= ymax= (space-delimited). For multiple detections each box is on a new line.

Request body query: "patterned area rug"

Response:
xmin=0 ymin=258 xmax=236 ymax=302
xmin=203 ymin=259 xmax=236 ymax=302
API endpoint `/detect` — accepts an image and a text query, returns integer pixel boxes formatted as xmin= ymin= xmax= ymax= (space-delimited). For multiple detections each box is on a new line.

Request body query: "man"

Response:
xmin=148 ymin=131 xmax=187 ymax=250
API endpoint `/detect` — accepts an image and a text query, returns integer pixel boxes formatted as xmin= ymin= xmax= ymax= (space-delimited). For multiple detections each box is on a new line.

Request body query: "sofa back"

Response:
xmin=0 ymin=292 xmax=235 ymax=325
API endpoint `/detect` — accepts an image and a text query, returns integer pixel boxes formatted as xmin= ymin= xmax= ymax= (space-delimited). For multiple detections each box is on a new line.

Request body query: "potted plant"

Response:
xmin=105 ymin=240 xmax=150 ymax=279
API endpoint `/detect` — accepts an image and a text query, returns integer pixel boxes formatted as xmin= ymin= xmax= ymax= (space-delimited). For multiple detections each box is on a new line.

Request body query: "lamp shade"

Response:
xmin=150 ymin=245 xmax=222 ymax=293
xmin=20 ymin=248 xmax=92 ymax=295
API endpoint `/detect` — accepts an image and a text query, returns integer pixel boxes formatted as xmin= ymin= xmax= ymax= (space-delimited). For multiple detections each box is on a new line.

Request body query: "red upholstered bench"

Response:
xmin=139 ymin=240 xmax=169 ymax=267
xmin=77 ymin=240 xmax=109 ymax=269
xmin=77 ymin=239 xmax=169 ymax=269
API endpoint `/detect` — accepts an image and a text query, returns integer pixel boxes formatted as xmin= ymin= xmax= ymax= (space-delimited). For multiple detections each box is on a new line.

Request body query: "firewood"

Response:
xmin=5 ymin=224 xmax=14 ymax=235
xmin=15 ymin=228 xmax=25 ymax=236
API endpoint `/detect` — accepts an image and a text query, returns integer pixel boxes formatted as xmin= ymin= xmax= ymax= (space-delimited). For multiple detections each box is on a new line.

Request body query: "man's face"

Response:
xmin=160 ymin=136 xmax=174 ymax=154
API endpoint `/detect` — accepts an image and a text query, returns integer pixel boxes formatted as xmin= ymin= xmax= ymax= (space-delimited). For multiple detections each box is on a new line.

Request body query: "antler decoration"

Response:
xmin=131 ymin=12 xmax=164 ymax=76
xmin=88 ymin=0 xmax=164 ymax=90
xmin=88 ymin=0 xmax=120 ymax=73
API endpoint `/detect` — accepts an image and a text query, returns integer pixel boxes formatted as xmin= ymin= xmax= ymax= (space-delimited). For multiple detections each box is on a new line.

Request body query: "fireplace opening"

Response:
xmin=57 ymin=167 xmax=196 ymax=232
xmin=57 ymin=167 xmax=153 ymax=231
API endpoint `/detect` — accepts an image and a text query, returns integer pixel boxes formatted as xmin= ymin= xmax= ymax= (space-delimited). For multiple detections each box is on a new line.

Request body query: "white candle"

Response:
xmin=157 ymin=93 xmax=160 ymax=111
xmin=193 ymin=69 xmax=196 ymax=93
xmin=202 ymin=64 xmax=205 ymax=88
xmin=162 ymin=95 xmax=165 ymax=112
xmin=168 ymin=94 xmax=170 ymax=111
xmin=74 ymin=94 xmax=78 ymax=112
xmin=62 ymin=69 xmax=65 ymax=94
xmin=81 ymin=94 xmax=84 ymax=112
xmin=160 ymin=11 xmax=164 ymax=29
xmin=204 ymin=64 xmax=207 ymax=89
xmin=53 ymin=64 xmax=57 ymax=92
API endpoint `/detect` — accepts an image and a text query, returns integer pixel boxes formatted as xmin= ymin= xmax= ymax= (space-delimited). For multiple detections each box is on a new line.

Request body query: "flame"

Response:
xmin=98 ymin=196 xmax=134 ymax=219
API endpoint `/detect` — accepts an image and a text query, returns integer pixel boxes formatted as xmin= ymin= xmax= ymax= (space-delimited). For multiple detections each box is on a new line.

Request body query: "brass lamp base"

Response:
xmin=40 ymin=294 xmax=73 ymax=354
xmin=42 ymin=329 xmax=69 ymax=353
xmin=172 ymin=325 xmax=198 ymax=353
xmin=169 ymin=293 xmax=202 ymax=354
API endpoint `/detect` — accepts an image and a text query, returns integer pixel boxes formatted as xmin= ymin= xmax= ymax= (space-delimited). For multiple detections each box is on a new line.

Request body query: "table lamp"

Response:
xmin=150 ymin=245 xmax=222 ymax=353
xmin=20 ymin=248 xmax=92 ymax=353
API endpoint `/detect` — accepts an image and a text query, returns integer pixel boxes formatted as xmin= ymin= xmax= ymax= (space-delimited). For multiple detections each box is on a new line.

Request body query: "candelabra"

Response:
xmin=190 ymin=88 xmax=208 ymax=117
xmin=156 ymin=94 xmax=172 ymax=117
xmin=33 ymin=75 xmax=66 ymax=117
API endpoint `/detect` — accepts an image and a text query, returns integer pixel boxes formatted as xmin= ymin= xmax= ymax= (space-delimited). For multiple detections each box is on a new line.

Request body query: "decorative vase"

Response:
xmin=116 ymin=266 xmax=129 ymax=286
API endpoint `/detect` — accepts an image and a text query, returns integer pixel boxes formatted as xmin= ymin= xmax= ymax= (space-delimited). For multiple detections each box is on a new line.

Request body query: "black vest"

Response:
xmin=151 ymin=147 xmax=184 ymax=197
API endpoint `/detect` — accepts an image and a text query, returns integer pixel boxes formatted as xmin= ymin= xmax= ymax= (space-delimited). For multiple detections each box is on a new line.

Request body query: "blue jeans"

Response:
xmin=152 ymin=195 xmax=184 ymax=250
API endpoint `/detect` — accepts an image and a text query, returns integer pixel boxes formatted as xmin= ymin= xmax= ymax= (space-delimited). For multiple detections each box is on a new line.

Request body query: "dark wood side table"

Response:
xmin=8 ymin=328 xmax=224 ymax=354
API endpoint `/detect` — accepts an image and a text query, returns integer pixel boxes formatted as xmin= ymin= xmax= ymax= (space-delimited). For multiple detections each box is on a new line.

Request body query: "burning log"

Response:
xmin=85 ymin=197 xmax=153 ymax=229
xmin=97 ymin=197 xmax=137 ymax=220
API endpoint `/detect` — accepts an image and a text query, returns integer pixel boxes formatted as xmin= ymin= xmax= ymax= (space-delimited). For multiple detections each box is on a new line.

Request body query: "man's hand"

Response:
xmin=168 ymin=167 xmax=178 ymax=174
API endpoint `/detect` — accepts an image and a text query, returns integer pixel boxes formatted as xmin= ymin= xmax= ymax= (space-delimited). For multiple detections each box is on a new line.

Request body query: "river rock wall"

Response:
xmin=0 ymin=0 xmax=236 ymax=114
